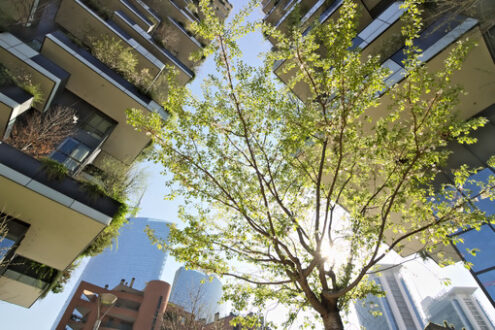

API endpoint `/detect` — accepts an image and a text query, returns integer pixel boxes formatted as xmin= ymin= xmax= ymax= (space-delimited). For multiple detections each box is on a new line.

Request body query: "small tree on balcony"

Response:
xmin=4 ymin=105 xmax=77 ymax=159
xmin=129 ymin=0 xmax=495 ymax=328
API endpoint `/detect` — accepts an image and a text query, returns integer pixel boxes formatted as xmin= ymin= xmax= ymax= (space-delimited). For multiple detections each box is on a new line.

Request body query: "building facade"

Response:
xmin=354 ymin=265 xmax=424 ymax=330
xmin=262 ymin=0 xmax=495 ymax=307
xmin=169 ymin=266 xmax=223 ymax=322
xmin=422 ymin=287 xmax=495 ymax=330
xmin=0 ymin=0 xmax=231 ymax=307
xmin=79 ymin=217 xmax=170 ymax=291
xmin=56 ymin=279 xmax=171 ymax=330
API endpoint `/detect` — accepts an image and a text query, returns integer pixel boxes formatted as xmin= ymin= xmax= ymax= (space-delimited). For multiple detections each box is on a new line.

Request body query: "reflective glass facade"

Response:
xmin=444 ymin=106 xmax=495 ymax=308
xmin=80 ymin=217 xmax=170 ymax=290
xmin=169 ymin=266 xmax=223 ymax=322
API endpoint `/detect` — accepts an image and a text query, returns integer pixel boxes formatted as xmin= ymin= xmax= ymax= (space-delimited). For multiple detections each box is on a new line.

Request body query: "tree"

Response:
xmin=4 ymin=105 xmax=77 ymax=159
xmin=161 ymin=283 xmax=210 ymax=330
xmin=128 ymin=0 xmax=495 ymax=328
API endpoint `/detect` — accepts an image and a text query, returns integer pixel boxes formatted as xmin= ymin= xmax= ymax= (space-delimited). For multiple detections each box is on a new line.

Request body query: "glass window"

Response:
xmin=83 ymin=112 xmax=114 ymax=140
xmin=456 ymin=225 xmax=495 ymax=272
xmin=477 ymin=270 xmax=495 ymax=303
xmin=51 ymin=137 xmax=91 ymax=172
xmin=463 ymin=168 xmax=495 ymax=215
xmin=0 ymin=218 xmax=29 ymax=263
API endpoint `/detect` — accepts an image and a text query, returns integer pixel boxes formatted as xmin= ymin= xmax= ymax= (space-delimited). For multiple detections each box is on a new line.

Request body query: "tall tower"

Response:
xmin=169 ymin=266 xmax=223 ymax=322
xmin=422 ymin=287 xmax=495 ymax=330
xmin=79 ymin=217 xmax=169 ymax=290
xmin=354 ymin=265 xmax=424 ymax=330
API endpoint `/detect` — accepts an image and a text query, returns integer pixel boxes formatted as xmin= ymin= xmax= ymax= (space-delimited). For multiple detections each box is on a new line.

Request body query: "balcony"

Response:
xmin=55 ymin=0 xmax=165 ymax=78
xmin=0 ymin=86 xmax=34 ymax=139
xmin=264 ymin=0 xmax=293 ymax=26
xmin=128 ymin=0 xmax=162 ymax=27
xmin=0 ymin=142 xmax=122 ymax=307
xmin=99 ymin=0 xmax=158 ymax=33
xmin=146 ymin=0 xmax=197 ymax=30
xmin=40 ymin=31 xmax=167 ymax=164
xmin=273 ymin=0 xmax=320 ymax=34
xmin=113 ymin=10 xmax=194 ymax=82
xmin=0 ymin=33 xmax=69 ymax=112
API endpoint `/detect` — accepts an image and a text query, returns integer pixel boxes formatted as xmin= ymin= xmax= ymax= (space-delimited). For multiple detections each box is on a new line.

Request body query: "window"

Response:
xmin=82 ymin=112 xmax=113 ymax=140
xmin=478 ymin=270 xmax=495 ymax=304
xmin=51 ymin=137 xmax=91 ymax=172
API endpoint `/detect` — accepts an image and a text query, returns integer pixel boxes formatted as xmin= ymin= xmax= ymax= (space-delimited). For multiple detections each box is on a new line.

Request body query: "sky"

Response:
xmin=0 ymin=1 xmax=494 ymax=329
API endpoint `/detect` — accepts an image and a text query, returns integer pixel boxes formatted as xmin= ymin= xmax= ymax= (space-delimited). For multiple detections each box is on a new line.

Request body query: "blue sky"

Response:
xmin=1 ymin=1 xmax=494 ymax=329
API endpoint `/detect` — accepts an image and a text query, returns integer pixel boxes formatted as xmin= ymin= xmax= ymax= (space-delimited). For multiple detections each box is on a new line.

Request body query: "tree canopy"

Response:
xmin=128 ymin=0 xmax=495 ymax=328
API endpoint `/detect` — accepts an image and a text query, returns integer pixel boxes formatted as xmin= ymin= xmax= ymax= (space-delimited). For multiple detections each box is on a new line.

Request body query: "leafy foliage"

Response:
xmin=89 ymin=34 xmax=139 ymax=81
xmin=40 ymin=158 xmax=69 ymax=180
xmin=128 ymin=0 xmax=494 ymax=328
xmin=0 ymin=64 xmax=44 ymax=105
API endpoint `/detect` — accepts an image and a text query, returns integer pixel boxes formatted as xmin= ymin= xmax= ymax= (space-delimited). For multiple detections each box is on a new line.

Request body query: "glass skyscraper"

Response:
xmin=79 ymin=217 xmax=170 ymax=290
xmin=437 ymin=105 xmax=495 ymax=309
xmin=169 ymin=266 xmax=223 ymax=322
xmin=354 ymin=265 xmax=424 ymax=330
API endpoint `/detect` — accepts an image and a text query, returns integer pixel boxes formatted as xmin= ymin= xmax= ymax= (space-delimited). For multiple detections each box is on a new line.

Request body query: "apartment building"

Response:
xmin=262 ymin=0 xmax=495 ymax=307
xmin=56 ymin=279 xmax=171 ymax=330
xmin=354 ymin=265 xmax=424 ymax=330
xmin=0 ymin=0 xmax=231 ymax=308
xmin=422 ymin=287 xmax=495 ymax=330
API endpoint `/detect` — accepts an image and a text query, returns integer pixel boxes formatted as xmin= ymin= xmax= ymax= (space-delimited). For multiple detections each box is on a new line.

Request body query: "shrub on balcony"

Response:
xmin=89 ymin=35 xmax=139 ymax=81
xmin=84 ymin=0 xmax=112 ymax=21
xmin=0 ymin=64 xmax=44 ymax=105
xmin=89 ymin=35 xmax=167 ymax=101
xmin=40 ymin=158 xmax=70 ymax=180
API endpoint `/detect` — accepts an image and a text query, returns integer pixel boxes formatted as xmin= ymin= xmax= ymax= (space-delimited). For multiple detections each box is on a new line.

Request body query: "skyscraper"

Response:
xmin=354 ymin=265 xmax=424 ymax=330
xmin=169 ymin=266 xmax=223 ymax=322
xmin=79 ymin=217 xmax=169 ymax=290
xmin=422 ymin=287 xmax=495 ymax=330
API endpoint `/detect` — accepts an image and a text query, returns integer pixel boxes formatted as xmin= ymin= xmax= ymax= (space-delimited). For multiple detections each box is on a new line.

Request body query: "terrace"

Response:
xmin=0 ymin=33 xmax=68 ymax=112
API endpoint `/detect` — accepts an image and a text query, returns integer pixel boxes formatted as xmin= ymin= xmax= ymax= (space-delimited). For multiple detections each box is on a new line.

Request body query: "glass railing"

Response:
xmin=381 ymin=15 xmax=478 ymax=89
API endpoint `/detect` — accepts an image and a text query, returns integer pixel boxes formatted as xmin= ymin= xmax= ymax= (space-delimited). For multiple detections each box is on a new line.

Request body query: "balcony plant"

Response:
xmin=0 ymin=64 xmax=44 ymax=106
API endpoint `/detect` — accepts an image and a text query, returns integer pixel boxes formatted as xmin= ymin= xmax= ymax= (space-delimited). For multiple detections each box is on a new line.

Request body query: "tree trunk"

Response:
xmin=321 ymin=308 xmax=344 ymax=330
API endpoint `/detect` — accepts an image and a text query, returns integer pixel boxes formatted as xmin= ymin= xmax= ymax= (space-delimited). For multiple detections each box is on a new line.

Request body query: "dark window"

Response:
xmin=82 ymin=112 xmax=114 ymax=140
xmin=0 ymin=217 xmax=29 ymax=264
xmin=52 ymin=137 xmax=91 ymax=172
